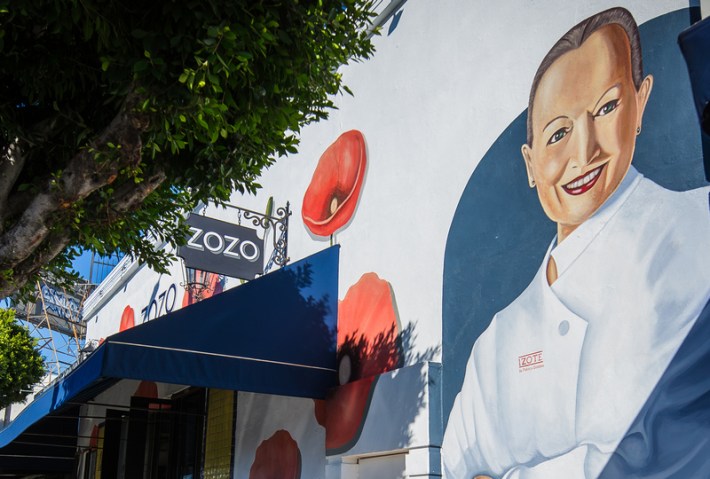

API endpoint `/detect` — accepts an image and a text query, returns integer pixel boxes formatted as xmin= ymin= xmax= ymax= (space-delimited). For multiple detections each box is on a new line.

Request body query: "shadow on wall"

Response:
xmin=320 ymin=320 xmax=440 ymax=456
xmin=442 ymin=7 xmax=707 ymax=423
xmin=260 ymin=260 xmax=338 ymax=366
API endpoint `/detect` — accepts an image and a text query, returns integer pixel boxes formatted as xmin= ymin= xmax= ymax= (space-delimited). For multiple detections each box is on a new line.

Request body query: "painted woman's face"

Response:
xmin=521 ymin=25 xmax=653 ymax=240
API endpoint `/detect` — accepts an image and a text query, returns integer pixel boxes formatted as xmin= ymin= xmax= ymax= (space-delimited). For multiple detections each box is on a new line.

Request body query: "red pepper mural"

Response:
xmin=132 ymin=380 xmax=166 ymax=410
xmin=302 ymin=130 xmax=367 ymax=236
xmin=119 ymin=305 xmax=135 ymax=332
xmin=302 ymin=130 xmax=398 ymax=452
xmin=320 ymin=272 xmax=401 ymax=452
xmin=249 ymin=429 xmax=301 ymax=479
xmin=89 ymin=424 xmax=100 ymax=449
xmin=181 ymin=271 xmax=224 ymax=307
xmin=133 ymin=380 xmax=158 ymax=399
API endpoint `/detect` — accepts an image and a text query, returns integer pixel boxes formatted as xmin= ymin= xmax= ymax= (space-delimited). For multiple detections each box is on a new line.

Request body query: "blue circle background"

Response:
xmin=442 ymin=8 xmax=707 ymax=421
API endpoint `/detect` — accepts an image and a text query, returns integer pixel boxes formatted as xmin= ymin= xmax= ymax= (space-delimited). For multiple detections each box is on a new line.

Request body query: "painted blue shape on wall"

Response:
xmin=442 ymin=7 xmax=707 ymax=424
xmin=599 ymin=296 xmax=710 ymax=477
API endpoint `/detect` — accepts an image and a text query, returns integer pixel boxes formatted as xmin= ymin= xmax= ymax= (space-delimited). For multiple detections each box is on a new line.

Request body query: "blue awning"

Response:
xmin=0 ymin=246 xmax=339 ymax=471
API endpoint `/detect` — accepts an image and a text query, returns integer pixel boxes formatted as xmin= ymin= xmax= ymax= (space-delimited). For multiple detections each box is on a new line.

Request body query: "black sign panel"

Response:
xmin=177 ymin=214 xmax=264 ymax=280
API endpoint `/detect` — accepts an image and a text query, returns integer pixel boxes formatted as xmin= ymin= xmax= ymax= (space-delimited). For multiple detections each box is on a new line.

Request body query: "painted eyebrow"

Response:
xmin=541 ymin=83 xmax=624 ymax=133
xmin=593 ymin=83 xmax=622 ymax=113
xmin=542 ymin=115 xmax=568 ymax=134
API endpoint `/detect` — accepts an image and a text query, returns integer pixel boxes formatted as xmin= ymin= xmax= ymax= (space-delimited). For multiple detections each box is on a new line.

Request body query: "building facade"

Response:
xmin=2 ymin=1 xmax=710 ymax=477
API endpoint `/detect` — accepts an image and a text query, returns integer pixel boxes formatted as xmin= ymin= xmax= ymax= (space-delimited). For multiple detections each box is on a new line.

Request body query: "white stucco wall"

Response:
xmin=228 ymin=0 xmax=687 ymax=364
xmin=77 ymin=3 xmax=695 ymax=477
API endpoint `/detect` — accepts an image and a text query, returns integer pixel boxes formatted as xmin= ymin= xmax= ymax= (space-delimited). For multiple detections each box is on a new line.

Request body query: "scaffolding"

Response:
xmin=10 ymin=251 xmax=124 ymax=383
xmin=12 ymin=280 xmax=92 ymax=384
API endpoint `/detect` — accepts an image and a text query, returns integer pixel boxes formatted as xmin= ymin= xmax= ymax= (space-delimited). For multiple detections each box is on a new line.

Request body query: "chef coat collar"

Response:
xmin=549 ymin=166 xmax=642 ymax=278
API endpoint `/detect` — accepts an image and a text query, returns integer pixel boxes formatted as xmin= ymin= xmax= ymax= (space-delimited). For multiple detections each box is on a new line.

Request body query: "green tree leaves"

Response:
xmin=0 ymin=0 xmax=376 ymax=298
xmin=0 ymin=309 xmax=44 ymax=410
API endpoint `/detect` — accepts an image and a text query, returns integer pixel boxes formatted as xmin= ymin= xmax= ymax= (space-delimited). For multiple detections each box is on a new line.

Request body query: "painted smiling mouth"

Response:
xmin=562 ymin=164 xmax=605 ymax=195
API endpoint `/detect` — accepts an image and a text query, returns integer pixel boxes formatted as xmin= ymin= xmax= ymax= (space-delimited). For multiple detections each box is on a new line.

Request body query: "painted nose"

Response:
xmin=571 ymin=116 xmax=601 ymax=167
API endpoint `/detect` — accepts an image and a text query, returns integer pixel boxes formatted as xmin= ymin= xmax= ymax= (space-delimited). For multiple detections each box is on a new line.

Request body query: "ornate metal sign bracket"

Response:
xmin=180 ymin=202 xmax=290 ymax=287
xmin=237 ymin=202 xmax=291 ymax=271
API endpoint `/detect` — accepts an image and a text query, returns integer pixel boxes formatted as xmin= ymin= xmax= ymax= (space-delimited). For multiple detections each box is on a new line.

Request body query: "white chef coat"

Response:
xmin=443 ymin=167 xmax=710 ymax=479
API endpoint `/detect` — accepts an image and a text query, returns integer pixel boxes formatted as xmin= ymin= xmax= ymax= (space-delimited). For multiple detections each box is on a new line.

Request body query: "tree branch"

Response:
xmin=0 ymin=227 xmax=72 ymax=299
xmin=0 ymin=169 xmax=168 ymax=299
xmin=0 ymin=140 xmax=26 ymax=226
xmin=0 ymin=90 xmax=150 ymax=274
xmin=109 ymin=168 xmax=167 ymax=216
xmin=2 ymin=189 xmax=34 ymax=222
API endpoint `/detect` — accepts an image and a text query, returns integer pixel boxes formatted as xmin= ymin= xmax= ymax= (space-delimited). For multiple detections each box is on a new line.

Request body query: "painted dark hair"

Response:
xmin=525 ymin=7 xmax=643 ymax=145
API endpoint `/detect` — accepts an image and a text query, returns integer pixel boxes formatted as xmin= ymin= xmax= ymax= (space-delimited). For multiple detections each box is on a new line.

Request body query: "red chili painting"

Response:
xmin=89 ymin=424 xmax=99 ymax=449
xmin=132 ymin=381 xmax=166 ymax=410
xmin=302 ymin=130 xmax=367 ymax=236
xmin=249 ymin=429 xmax=301 ymax=479
xmin=119 ymin=305 xmax=135 ymax=332
xmin=133 ymin=380 xmax=158 ymax=399
xmin=322 ymin=272 xmax=400 ymax=452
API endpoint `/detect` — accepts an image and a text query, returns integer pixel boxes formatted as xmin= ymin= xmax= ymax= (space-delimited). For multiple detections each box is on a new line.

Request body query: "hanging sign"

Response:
xmin=178 ymin=214 xmax=264 ymax=280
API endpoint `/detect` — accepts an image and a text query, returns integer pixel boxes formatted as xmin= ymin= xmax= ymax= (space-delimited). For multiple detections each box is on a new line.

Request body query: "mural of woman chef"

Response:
xmin=443 ymin=7 xmax=710 ymax=479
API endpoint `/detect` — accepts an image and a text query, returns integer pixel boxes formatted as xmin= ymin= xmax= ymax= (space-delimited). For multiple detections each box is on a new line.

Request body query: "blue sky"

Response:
xmin=72 ymin=250 xmax=94 ymax=280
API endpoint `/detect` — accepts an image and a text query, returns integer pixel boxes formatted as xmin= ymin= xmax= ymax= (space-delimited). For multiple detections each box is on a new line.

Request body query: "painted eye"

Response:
xmin=548 ymin=128 xmax=568 ymax=145
xmin=596 ymin=99 xmax=619 ymax=117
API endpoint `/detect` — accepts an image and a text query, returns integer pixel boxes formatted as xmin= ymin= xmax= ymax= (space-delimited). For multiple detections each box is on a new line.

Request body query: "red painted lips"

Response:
xmin=562 ymin=164 xmax=605 ymax=195
xmin=302 ymin=130 xmax=367 ymax=237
